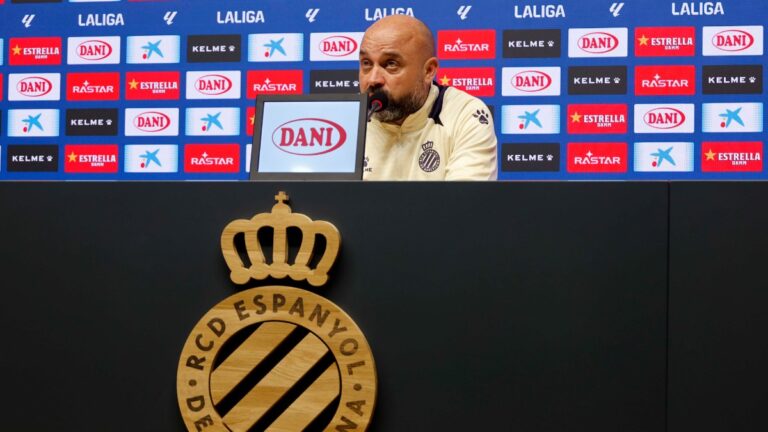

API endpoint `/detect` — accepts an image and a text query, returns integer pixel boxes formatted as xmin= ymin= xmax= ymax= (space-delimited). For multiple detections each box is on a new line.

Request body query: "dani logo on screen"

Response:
xmin=273 ymin=118 xmax=347 ymax=156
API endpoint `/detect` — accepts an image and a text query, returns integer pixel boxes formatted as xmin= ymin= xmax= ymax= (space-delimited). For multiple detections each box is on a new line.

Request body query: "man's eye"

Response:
xmin=386 ymin=61 xmax=399 ymax=69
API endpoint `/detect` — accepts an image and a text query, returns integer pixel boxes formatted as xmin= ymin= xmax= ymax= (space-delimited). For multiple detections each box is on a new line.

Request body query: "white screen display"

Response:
xmin=257 ymin=101 xmax=361 ymax=173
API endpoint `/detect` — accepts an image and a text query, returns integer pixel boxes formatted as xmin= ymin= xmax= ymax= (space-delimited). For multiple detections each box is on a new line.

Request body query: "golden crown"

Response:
xmin=220 ymin=192 xmax=340 ymax=287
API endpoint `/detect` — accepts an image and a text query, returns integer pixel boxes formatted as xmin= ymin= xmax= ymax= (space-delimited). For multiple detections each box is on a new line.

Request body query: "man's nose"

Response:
xmin=365 ymin=66 xmax=386 ymax=90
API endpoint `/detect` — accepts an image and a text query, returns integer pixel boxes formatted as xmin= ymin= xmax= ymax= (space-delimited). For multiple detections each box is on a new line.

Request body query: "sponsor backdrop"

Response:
xmin=0 ymin=0 xmax=765 ymax=180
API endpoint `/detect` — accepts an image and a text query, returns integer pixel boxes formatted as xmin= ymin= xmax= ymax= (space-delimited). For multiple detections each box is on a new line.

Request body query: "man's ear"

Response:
xmin=424 ymin=57 xmax=439 ymax=83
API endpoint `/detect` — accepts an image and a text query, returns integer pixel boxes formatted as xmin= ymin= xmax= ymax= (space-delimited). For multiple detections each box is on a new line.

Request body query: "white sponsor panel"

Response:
xmin=124 ymin=145 xmax=179 ymax=173
xmin=9 ymin=73 xmax=61 ymax=101
xmin=634 ymin=104 xmax=694 ymax=133
xmin=501 ymin=105 xmax=560 ymax=134
xmin=185 ymin=108 xmax=241 ymax=136
xmin=246 ymin=144 xmax=252 ymax=173
xmin=568 ymin=27 xmax=628 ymax=58
xmin=248 ymin=33 xmax=303 ymax=62
xmin=126 ymin=35 xmax=180 ymax=64
xmin=703 ymin=26 xmax=763 ymax=56
xmin=702 ymin=102 xmax=763 ymax=133
xmin=67 ymin=36 xmax=121 ymax=65
xmin=124 ymin=108 xmax=179 ymax=136
xmin=8 ymin=109 xmax=60 ymax=137
xmin=185 ymin=70 xmax=241 ymax=100
xmin=634 ymin=142 xmax=694 ymax=172
xmin=501 ymin=67 xmax=561 ymax=96
xmin=310 ymin=32 xmax=364 ymax=61
xmin=0 ymin=39 xmax=4 ymax=65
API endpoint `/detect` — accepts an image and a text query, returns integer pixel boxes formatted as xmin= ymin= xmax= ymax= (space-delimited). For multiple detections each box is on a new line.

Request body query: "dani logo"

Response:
xmin=568 ymin=28 xmax=627 ymax=57
xmin=186 ymin=71 xmax=240 ymax=99
xmin=273 ymin=118 xmax=347 ymax=155
xmin=9 ymin=73 xmax=61 ymax=101
xmin=125 ymin=108 xmax=179 ymax=136
xmin=633 ymin=104 xmax=694 ymax=133
xmin=703 ymin=26 xmax=763 ymax=56
xmin=67 ymin=36 xmax=120 ymax=64
xmin=502 ymin=67 xmax=560 ymax=96
xmin=310 ymin=32 xmax=364 ymax=61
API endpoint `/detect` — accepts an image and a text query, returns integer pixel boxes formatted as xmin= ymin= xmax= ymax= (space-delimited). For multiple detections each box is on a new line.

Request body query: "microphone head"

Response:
xmin=369 ymin=91 xmax=389 ymax=112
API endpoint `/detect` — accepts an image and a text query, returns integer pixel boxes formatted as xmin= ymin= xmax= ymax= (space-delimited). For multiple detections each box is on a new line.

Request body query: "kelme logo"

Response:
xmin=273 ymin=119 xmax=347 ymax=155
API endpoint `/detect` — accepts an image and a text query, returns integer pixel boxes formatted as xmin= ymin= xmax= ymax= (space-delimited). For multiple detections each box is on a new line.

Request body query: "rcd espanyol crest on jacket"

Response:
xmin=177 ymin=192 xmax=377 ymax=431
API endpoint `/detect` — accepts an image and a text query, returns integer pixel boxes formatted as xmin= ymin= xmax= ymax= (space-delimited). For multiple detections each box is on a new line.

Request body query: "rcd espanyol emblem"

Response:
xmin=418 ymin=141 xmax=440 ymax=173
xmin=177 ymin=192 xmax=377 ymax=432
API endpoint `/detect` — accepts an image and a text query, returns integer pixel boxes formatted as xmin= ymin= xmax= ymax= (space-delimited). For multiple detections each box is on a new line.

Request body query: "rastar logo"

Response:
xmin=702 ymin=142 xmax=763 ymax=172
xmin=184 ymin=144 xmax=240 ymax=173
xmin=437 ymin=67 xmax=495 ymax=97
xmin=196 ymin=74 xmax=232 ymax=95
xmin=635 ymin=65 xmax=695 ymax=96
xmin=126 ymin=71 xmax=181 ymax=100
xmin=635 ymin=27 xmax=696 ymax=57
xmin=17 ymin=76 xmax=53 ymax=98
xmin=319 ymin=35 xmax=358 ymax=57
xmin=247 ymin=70 xmax=303 ymax=98
xmin=568 ymin=28 xmax=627 ymax=57
xmin=272 ymin=118 xmax=347 ymax=155
xmin=9 ymin=37 xmax=62 ymax=66
xmin=64 ymin=144 xmax=119 ymax=174
xmin=567 ymin=104 xmax=627 ymax=134
xmin=134 ymin=111 xmax=171 ymax=133
xmin=437 ymin=30 xmax=495 ymax=60
xmin=567 ymin=142 xmax=628 ymax=173
xmin=703 ymin=26 xmax=763 ymax=56
xmin=634 ymin=104 xmax=694 ymax=133
xmin=77 ymin=40 xmax=112 ymax=60
xmin=67 ymin=72 xmax=120 ymax=101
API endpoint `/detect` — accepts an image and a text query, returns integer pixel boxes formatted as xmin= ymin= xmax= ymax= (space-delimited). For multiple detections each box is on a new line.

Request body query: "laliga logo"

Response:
xmin=512 ymin=70 xmax=552 ymax=92
xmin=17 ymin=77 xmax=53 ymax=97
xmin=713 ymin=30 xmax=754 ymax=51
xmin=320 ymin=35 xmax=358 ymax=56
xmin=77 ymin=40 xmax=112 ymax=60
xmin=644 ymin=107 xmax=686 ymax=129
xmin=134 ymin=111 xmax=171 ymax=133
xmin=195 ymin=74 xmax=233 ymax=96
xmin=578 ymin=32 xmax=619 ymax=53
xmin=177 ymin=192 xmax=377 ymax=432
xmin=273 ymin=118 xmax=347 ymax=156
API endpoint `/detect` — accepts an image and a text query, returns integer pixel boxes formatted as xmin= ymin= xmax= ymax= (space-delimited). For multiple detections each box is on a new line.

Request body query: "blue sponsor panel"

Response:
xmin=0 ymin=0 xmax=766 ymax=180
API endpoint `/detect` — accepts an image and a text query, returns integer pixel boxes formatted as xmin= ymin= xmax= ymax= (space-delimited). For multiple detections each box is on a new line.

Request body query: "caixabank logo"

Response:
xmin=177 ymin=193 xmax=377 ymax=431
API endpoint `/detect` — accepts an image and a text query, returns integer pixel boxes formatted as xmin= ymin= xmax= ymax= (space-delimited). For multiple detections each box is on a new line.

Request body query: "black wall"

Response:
xmin=0 ymin=182 xmax=763 ymax=431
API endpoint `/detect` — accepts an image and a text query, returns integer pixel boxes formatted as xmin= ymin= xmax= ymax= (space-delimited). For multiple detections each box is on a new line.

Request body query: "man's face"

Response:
xmin=359 ymin=30 xmax=434 ymax=123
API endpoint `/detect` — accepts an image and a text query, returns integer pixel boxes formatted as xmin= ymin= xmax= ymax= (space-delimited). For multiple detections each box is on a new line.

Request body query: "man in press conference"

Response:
xmin=359 ymin=15 xmax=498 ymax=180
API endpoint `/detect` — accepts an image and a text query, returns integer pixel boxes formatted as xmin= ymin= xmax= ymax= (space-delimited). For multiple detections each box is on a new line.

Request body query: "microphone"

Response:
xmin=366 ymin=91 xmax=388 ymax=122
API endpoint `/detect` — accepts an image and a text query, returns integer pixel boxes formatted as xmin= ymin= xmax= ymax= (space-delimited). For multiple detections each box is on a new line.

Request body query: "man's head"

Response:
xmin=359 ymin=15 xmax=438 ymax=124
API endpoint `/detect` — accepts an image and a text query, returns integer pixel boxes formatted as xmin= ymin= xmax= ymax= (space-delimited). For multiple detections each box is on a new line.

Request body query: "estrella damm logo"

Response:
xmin=177 ymin=192 xmax=377 ymax=431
